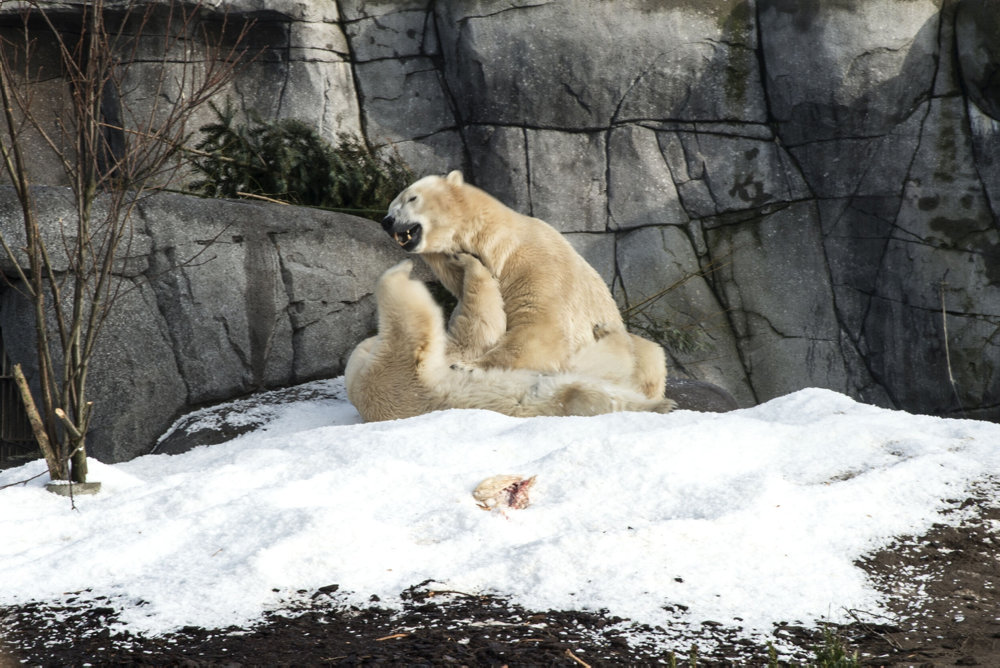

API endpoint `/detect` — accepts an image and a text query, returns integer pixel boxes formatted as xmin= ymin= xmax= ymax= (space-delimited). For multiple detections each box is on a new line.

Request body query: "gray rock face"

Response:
xmin=0 ymin=188 xmax=406 ymax=462
xmin=2 ymin=0 xmax=999 ymax=464
xmin=414 ymin=0 xmax=997 ymax=420
xmin=956 ymin=0 xmax=1000 ymax=122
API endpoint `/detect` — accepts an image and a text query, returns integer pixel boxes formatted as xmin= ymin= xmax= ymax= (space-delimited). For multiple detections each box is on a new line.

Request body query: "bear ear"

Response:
xmin=445 ymin=170 xmax=464 ymax=186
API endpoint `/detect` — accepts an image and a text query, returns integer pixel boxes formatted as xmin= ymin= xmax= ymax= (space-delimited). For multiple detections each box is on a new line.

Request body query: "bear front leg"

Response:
xmin=445 ymin=254 xmax=507 ymax=362
xmin=474 ymin=322 xmax=567 ymax=373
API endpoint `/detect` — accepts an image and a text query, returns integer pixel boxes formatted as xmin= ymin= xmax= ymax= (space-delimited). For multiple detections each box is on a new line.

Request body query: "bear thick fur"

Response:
xmin=382 ymin=170 xmax=667 ymax=399
xmin=344 ymin=259 xmax=675 ymax=422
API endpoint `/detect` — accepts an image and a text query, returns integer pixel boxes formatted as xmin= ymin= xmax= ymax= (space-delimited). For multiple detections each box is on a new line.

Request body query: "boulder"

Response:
xmin=664 ymin=378 xmax=741 ymax=413
xmin=0 ymin=188 xmax=408 ymax=462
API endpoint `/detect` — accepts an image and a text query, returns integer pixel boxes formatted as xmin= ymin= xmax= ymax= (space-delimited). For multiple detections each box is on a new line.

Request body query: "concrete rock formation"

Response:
xmin=343 ymin=0 xmax=998 ymax=420
xmin=1 ymin=0 xmax=997 ymax=461
xmin=0 ymin=189 xmax=407 ymax=462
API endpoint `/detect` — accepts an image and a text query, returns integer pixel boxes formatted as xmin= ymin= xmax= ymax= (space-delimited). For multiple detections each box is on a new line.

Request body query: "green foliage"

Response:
xmin=810 ymin=627 xmax=860 ymax=667
xmin=762 ymin=628 xmax=860 ymax=668
xmin=666 ymin=643 xmax=700 ymax=667
xmin=624 ymin=310 xmax=709 ymax=356
xmin=668 ymin=629 xmax=859 ymax=667
xmin=768 ymin=641 xmax=780 ymax=666
xmin=621 ymin=279 xmax=712 ymax=355
xmin=188 ymin=100 xmax=412 ymax=220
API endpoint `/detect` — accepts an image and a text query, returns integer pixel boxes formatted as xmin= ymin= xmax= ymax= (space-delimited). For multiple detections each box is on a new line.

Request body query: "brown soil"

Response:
xmin=2 ymin=487 xmax=997 ymax=667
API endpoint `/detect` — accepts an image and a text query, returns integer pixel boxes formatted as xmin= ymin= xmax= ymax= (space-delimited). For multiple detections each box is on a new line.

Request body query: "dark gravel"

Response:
xmin=3 ymin=488 xmax=999 ymax=667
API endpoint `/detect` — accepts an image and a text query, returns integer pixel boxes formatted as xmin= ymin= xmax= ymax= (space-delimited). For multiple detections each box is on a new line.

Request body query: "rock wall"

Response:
xmin=1 ymin=0 xmax=998 ymax=462
xmin=0 ymin=189 xmax=407 ymax=462
xmin=337 ymin=0 xmax=998 ymax=419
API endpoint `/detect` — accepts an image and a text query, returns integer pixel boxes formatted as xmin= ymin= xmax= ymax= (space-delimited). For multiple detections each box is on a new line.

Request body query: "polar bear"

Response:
xmin=344 ymin=258 xmax=675 ymax=422
xmin=382 ymin=170 xmax=667 ymax=399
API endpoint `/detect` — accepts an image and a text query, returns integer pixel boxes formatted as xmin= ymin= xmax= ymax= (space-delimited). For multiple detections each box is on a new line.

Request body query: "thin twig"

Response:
xmin=565 ymin=648 xmax=592 ymax=668
xmin=374 ymin=633 xmax=408 ymax=642
xmin=0 ymin=468 xmax=48 ymax=490
xmin=99 ymin=121 xmax=237 ymax=161
xmin=844 ymin=608 xmax=904 ymax=651
xmin=54 ymin=407 xmax=83 ymax=441
xmin=940 ymin=277 xmax=965 ymax=417
xmin=235 ymin=191 xmax=290 ymax=206
xmin=940 ymin=279 xmax=955 ymax=389
xmin=426 ymin=589 xmax=481 ymax=599
xmin=0 ymin=0 xmax=252 ymax=486
xmin=153 ymin=184 xmax=391 ymax=216
xmin=620 ymin=251 xmax=734 ymax=318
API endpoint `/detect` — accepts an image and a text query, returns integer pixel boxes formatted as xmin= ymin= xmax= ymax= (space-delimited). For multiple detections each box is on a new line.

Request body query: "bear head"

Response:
xmin=382 ymin=170 xmax=466 ymax=254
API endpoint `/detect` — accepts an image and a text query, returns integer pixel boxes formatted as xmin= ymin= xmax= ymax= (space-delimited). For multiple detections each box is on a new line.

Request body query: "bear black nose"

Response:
xmin=381 ymin=215 xmax=394 ymax=232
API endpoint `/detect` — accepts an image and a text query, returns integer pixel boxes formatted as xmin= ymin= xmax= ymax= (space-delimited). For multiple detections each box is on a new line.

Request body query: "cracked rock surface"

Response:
xmin=1 ymin=0 xmax=998 ymax=461
xmin=0 ymin=190 xmax=407 ymax=462
xmin=338 ymin=0 xmax=999 ymax=418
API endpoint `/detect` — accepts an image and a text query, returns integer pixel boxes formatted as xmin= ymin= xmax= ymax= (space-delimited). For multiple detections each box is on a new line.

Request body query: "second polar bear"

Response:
xmin=382 ymin=170 xmax=667 ymax=399
xmin=344 ymin=258 xmax=675 ymax=422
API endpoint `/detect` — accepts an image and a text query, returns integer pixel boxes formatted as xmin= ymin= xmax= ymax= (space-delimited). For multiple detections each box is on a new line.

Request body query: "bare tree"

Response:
xmin=0 ymin=0 xmax=251 ymax=484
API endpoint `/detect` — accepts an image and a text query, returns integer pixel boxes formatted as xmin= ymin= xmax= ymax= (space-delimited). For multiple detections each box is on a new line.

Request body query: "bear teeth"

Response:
xmin=394 ymin=226 xmax=419 ymax=247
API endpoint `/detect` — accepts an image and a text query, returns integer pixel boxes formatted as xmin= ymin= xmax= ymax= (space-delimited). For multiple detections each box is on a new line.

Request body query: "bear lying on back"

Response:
xmin=344 ymin=258 xmax=675 ymax=421
xmin=382 ymin=170 xmax=667 ymax=400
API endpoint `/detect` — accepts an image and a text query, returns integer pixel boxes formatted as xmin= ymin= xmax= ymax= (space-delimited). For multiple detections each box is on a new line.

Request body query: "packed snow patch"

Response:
xmin=2 ymin=381 xmax=997 ymax=648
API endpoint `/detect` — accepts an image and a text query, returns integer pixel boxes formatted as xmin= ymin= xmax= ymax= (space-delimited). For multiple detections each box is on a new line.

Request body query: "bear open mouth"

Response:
xmin=392 ymin=223 xmax=422 ymax=252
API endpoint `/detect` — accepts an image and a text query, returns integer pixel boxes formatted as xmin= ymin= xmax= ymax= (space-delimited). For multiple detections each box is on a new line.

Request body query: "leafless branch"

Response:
xmin=0 ymin=0 xmax=250 ymax=482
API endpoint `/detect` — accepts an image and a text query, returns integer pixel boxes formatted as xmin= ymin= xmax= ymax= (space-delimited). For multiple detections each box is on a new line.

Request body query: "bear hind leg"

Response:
xmin=553 ymin=382 xmax=676 ymax=417
xmin=629 ymin=333 xmax=667 ymax=399
xmin=553 ymin=383 xmax=616 ymax=416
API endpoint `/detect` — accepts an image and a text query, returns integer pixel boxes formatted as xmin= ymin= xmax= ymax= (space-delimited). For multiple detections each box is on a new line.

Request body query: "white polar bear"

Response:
xmin=382 ymin=170 xmax=667 ymax=399
xmin=344 ymin=258 xmax=675 ymax=422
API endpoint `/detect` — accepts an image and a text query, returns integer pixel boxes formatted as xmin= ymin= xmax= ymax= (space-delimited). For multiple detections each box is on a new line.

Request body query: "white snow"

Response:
xmin=1 ymin=380 xmax=998 ymax=652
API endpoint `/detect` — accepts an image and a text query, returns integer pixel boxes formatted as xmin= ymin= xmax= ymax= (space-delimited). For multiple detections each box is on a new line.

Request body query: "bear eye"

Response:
xmin=406 ymin=195 xmax=417 ymax=204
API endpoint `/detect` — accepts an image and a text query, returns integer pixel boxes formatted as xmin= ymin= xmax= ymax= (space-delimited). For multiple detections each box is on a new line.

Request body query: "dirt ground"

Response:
xmin=2 ymin=484 xmax=998 ymax=667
